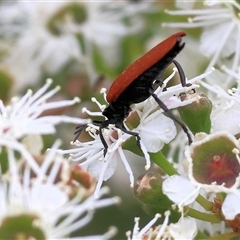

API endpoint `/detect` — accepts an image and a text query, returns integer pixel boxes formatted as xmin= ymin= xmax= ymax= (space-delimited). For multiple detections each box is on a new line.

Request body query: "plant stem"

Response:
xmin=196 ymin=194 xmax=213 ymax=211
xmin=195 ymin=230 xmax=208 ymax=240
xmin=149 ymin=151 xmax=178 ymax=175
xmin=185 ymin=207 xmax=221 ymax=223
xmin=206 ymin=232 xmax=240 ymax=240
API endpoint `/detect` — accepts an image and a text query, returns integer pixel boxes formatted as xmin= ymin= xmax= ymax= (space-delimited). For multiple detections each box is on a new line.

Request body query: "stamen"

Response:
xmin=222 ymin=65 xmax=240 ymax=80
xmin=178 ymin=186 xmax=201 ymax=211
xmin=103 ymin=226 xmax=118 ymax=240
xmin=39 ymin=85 xmax=61 ymax=102
xmin=82 ymin=107 xmax=102 ymax=116
xmin=138 ymin=213 xmax=161 ymax=237
xmin=94 ymin=160 xmax=110 ymax=198
xmin=163 ymin=18 xmax=224 ymax=28
xmin=37 ymin=140 xmax=62 ymax=182
xmin=73 ymin=97 xmax=81 ymax=103
xmin=91 ymin=97 xmax=106 ymax=111
xmin=156 ymin=211 xmax=170 ymax=238
xmin=28 ymin=79 xmax=53 ymax=105
xmin=118 ymin=147 xmax=135 ymax=188
xmin=100 ymin=88 xmax=108 ymax=102
xmin=139 ymin=142 xmax=150 ymax=170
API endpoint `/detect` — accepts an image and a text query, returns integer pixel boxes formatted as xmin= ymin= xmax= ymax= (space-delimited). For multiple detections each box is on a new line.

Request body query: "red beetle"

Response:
xmin=75 ymin=32 xmax=192 ymax=155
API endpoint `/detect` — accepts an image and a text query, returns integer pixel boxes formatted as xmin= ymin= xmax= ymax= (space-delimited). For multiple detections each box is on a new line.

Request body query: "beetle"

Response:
xmin=75 ymin=31 xmax=192 ymax=155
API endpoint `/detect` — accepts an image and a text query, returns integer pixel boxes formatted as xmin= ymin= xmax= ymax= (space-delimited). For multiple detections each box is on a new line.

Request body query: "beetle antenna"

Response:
xmin=74 ymin=124 xmax=87 ymax=142
xmin=92 ymin=120 xmax=103 ymax=126
xmin=150 ymin=91 xmax=192 ymax=145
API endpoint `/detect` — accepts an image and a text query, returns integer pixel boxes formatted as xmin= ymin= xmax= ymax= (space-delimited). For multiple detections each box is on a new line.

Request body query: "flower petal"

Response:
xmin=162 ymin=175 xmax=198 ymax=206
xmin=169 ymin=217 xmax=197 ymax=239
xmin=222 ymin=191 xmax=240 ymax=220
xmin=138 ymin=113 xmax=176 ymax=153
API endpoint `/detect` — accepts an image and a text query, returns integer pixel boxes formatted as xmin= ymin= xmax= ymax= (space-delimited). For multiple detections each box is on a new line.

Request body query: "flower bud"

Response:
xmin=134 ymin=172 xmax=180 ymax=221
xmin=178 ymin=93 xmax=212 ymax=134
xmin=134 ymin=172 xmax=163 ymax=205
xmin=0 ymin=215 xmax=45 ymax=240
xmin=67 ymin=165 xmax=96 ymax=199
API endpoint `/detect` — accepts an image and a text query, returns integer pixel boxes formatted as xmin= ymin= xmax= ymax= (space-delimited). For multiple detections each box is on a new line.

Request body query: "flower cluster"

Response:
xmin=62 ymin=1 xmax=240 ymax=238
xmin=0 ymin=81 xmax=118 ymax=239
xmin=2 ymin=0 xmax=240 ymax=239
xmin=0 ymin=1 xmax=153 ymax=91
xmin=63 ymin=67 xmax=210 ymax=197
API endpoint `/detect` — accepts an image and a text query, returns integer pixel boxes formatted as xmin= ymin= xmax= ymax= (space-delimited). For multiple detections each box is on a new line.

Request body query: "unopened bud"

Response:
xmin=69 ymin=165 xmax=96 ymax=198
xmin=134 ymin=172 xmax=163 ymax=204
xmin=134 ymin=172 xmax=180 ymax=221
xmin=178 ymin=93 xmax=212 ymax=134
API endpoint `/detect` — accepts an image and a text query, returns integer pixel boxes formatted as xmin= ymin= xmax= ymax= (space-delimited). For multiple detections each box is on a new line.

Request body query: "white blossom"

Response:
xmin=0 ymin=1 xmax=154 ymax=89
xmin=126 ymin=213 xmax=166 ymax=240
xmin=0 ymin=1 xmax=82 ymax=90
xmin=201 ymin=67 xmax=240 ymax=134
xmin=163 ymin=130 xmax=240 ymax=208
xmin=164 ymin=1 xmax=240 ymax=85
xmin=127 ymin=212 xmax=197 ymax=240
xmin=0 ymin=79 xmax=86 ymax=140
xmin=168 ymin=217 xmax=197 ymax=240
xmin=0 ymin=140 xmax=118 ymax=239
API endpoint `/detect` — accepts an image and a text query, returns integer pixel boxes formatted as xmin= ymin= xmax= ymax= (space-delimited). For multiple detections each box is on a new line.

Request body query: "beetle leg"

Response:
xmin=150 ymin=91 xmax=193 ymax=145
xmin=116 ymin=123 xmax=141 ymax=149
xmin=99 ymin=125 xmax=109 ymax=156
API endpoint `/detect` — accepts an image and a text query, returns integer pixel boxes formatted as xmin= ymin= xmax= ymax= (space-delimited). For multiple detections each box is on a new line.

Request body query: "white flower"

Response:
xmin=135 ymin=110 xmax=177 ymax=153
xmin=0 ymin=79 xmax=86 ymax=140
xmin=0 ymin=1 xmax=82 ymax=90
xmin=163 ymin=131 xmax=240 ymax=222
xmin=168 ymin=217 xmax=197 ymax=239
xmin=201 ymin=67 xmax=240 ymax=134
xmin=0 ymin=140 xmax=118 ymax=239
xmin=0 ymin=1 xmax=154 ymax=89
xmin=76 ymin=2 xmax=153 ymax=47
xmin=127 ymin=212 xmax=197 ymax=240
xmin=63 ymin=126 xmax=145 ymax=197
xmin=126 ymin=213 xmax=167 ymax=240
xmin=0 ymin=80 xmax=86 ymax=172
xmin=186 ymin=132 xmax=240 ymax=192
xmin=68 ymin=1 xmax=154 ymax=80
xmin=164 ymin=1 xmax=240 ymax=79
